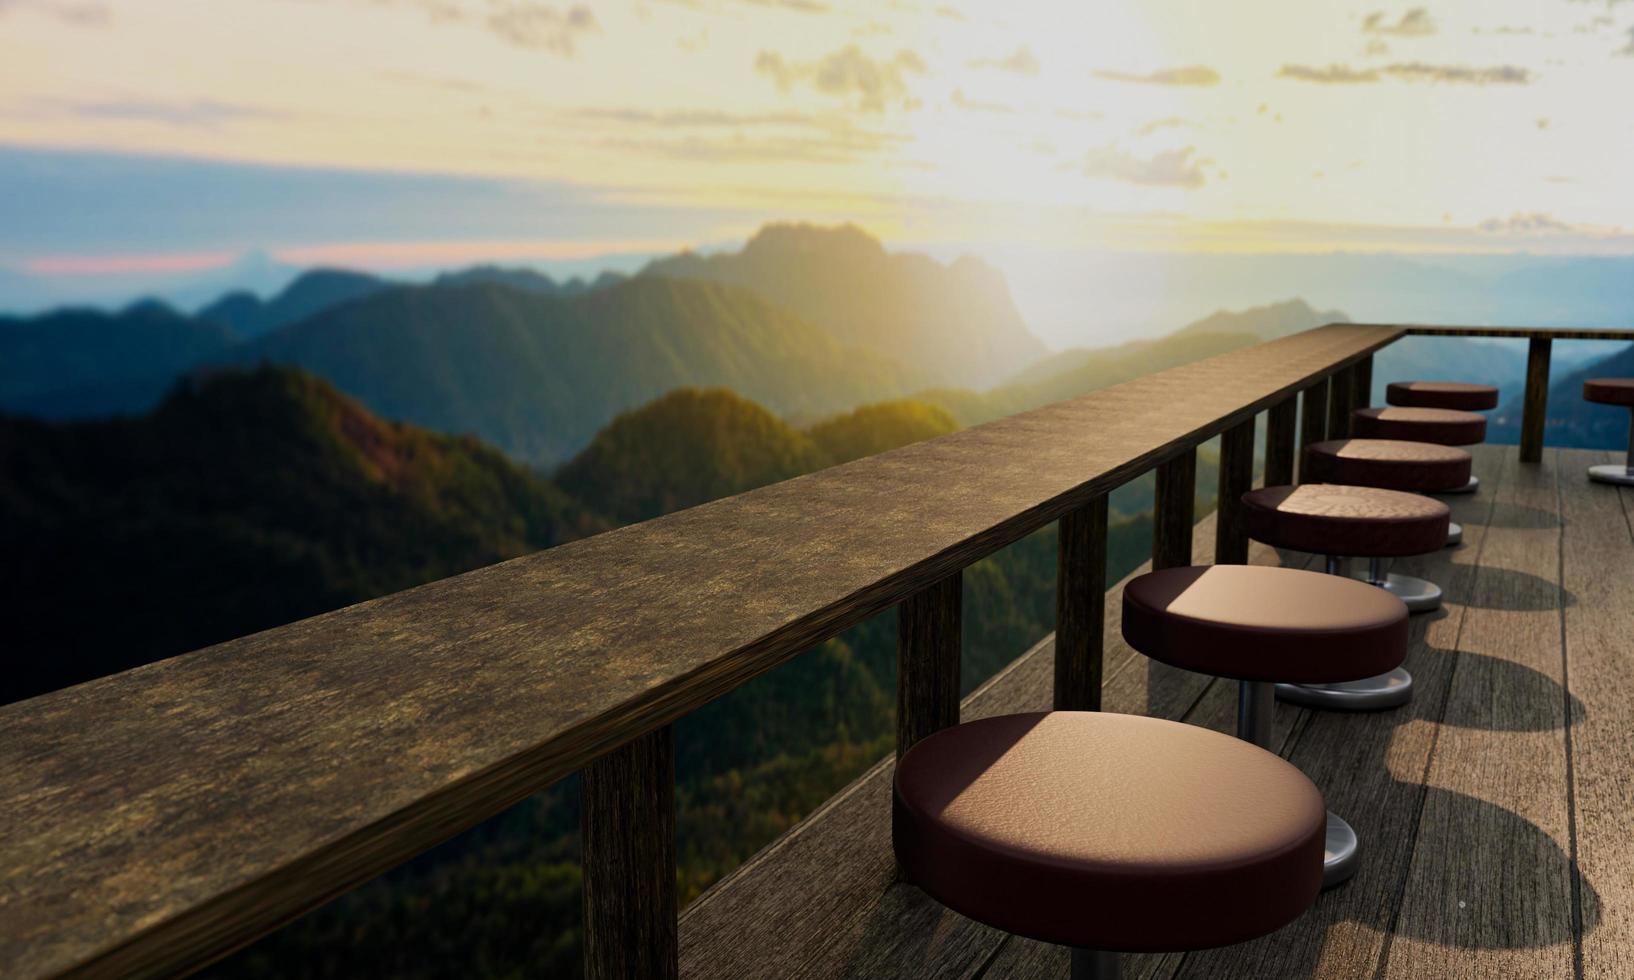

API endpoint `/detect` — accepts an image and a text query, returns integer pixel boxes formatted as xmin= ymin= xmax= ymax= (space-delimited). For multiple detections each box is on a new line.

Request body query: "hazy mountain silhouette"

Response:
xmin=224 ymin=276 xmax=929 ymax=465
xmin=1488 ymin=341 xmax=1634 ymax=450
xmin=641 ymin=223 xmax=1047 ymax=388
xmin=0 ymin=299 xmax=235 ymax=417
xmin=0 ymin=366 xmax=606 ymax=706
xmin=432 ymin=265 xmax=626 ymax=296
xmin=199 ymin=268 xmax=391 ymax=338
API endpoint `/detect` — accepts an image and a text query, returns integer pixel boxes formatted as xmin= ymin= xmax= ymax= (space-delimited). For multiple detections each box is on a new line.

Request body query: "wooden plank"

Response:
xmin=897 ymin=574 xmax=961 ymax=757
xmin=1265 ymin=396 xmax=1297 ymax=489
xmin=1153 ymin=449 xmax=1197 ymax=570
xmin=0 ymin=324 xmax=1407 ymax=979
xmin=1354 ymin=352 xmax=1375 ymax=408
xmin=583 ymin=726 xmax=678 ymax=980
xmin=1522 ymin=337 xmax=1553 ymax=464
xmin=1382 ymin=450 xmax=1574 ymax=978
xmin=1175 ymin=445 xmax=1508 ymax=979
xmin=1215 ymin=417 xmax=1255 ymax=564
xmin=1397 ymin=326 xmax=1634 ymax=342
xmin=1558 ymin=449 xmax=1634 ymax=979
xmin=1299 ymin=378 xmax=1328 ymax=483
xmin=1055 ymin=498 xmax=1109 ymax=711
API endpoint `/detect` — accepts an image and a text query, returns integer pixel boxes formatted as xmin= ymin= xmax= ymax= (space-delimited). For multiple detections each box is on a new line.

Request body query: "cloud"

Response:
xmin=1077 ymin=145 xmax=1206 ymax=188
xmin=1278 ymin=62 xmax=1532 ymax=85
xmin=1621 ymin=26 xmax=1634 ymax=55
xmin=741 ymin=0 xmax=831 ymax=11
xmin=951 ymin=88 xmax=1015 ymax=113
xmin=1363 ymin=8 xmax=1436 ymax=37
xmin=1278 ymin=63 xmax=1382 ymax=83
xmin=1478 ymin=212 xmax=1576 ymax=234
xmin=1132 ymin=116 xmax=1185 ymax=136
xmin=569 ymin=107 xmax=818 ymax=127
xmin=1384 ymin=62 xmax=1531 ymax=84
xmin=1094 ymin=65 xmax=1220 ymax=86
xmin=485 ymin=3 xmax=598 ymax=55
xmin=55 ymin=98 xmax=284 ymax=128
xmin=0 ymin=0 xmax=107 ymax=25
xmin=756 ymin=45 xmax=926 ymax=112
xmin=971 ymin=45 xmax=1039 ymax=75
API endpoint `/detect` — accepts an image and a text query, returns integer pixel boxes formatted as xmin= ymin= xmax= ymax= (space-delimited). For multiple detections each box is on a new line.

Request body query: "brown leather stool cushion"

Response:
xmin=1302 ymin=438 xmax=1472 ymax=492
xmin=1242 ymin=484 xmax=1449 ymax=557
xmin=893 ymin=712 xmax=1325 ymax=952
xmin=1584 ymin=378 xmax=1634 ymax=407
xmin=1386 ymin=381 xmax=1499 ymax=411
xmin=1351 ymin=406 xmax=1486 ymax=445
xmin=1123 ymin=565 xmax=1407 ymax=683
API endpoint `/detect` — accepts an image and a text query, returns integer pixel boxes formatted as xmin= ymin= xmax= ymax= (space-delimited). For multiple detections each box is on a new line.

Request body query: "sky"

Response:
xmin=2 ymin=0 xmax=1633 ymax=335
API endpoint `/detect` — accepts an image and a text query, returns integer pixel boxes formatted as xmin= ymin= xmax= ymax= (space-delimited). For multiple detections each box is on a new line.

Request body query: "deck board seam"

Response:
xmin=1372 ymin=446 xmax=1508 ymax=980
xmin=1559 ymin=449 xmax=1586 ymax=980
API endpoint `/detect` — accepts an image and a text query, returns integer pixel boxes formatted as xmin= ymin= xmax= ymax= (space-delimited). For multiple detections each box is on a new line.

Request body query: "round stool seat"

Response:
xmin=1303 ymin=439 xmax=1471 ymax=493
xmin=1584 ymin=378 xmax=1634 ymax=407
xmin=893 ymin=711 xmax=1326 ymax=952
xmin=1123 ymin=565 xmax=1407 ymax=684
xmin=1243 ymin=484 xmax=1449 ymax=557
xmin=1351 ymin=406 xmax=1486 ymax=446
xmin=1386 ymin=381 xmax=1499 ymax=411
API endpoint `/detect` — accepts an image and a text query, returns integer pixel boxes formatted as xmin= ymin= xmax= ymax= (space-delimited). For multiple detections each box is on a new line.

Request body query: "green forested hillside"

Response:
xmin=233 ymin=276 xmax=929 ymax=465
xmin=642 ymin=223 xmax=1047 ymax=388
xmin=806 ymin=399 xmax=960 ymax=465
xmin=0 ymin=366 xmax=606 ymax=705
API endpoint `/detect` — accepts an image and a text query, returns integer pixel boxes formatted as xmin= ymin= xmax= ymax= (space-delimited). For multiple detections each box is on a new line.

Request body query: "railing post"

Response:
xmin=1153 ymin=449 xmax=1196 ymax=570
xmin=582 ymin=726 xmax=677 ymax=980
xmin=1055 ymin=496 xmax=1108 ymax=711
xmin=1215 ymin=417 xmax=1255 ymax=565
xmin=1327 ymin=364 xmax=1354 ymax=439
xmin=1522 ymin=336 xmax=1552 ymax=464
xmin=1265 ymin=395 xmax=1297 ymax=488
xmin=1298 ymin=377 xmax=1328 ymax=483
xmin=897 ymin=572 xmax=961 ymax=758
xmin=1353 ymin=353 xmax=1375 ymax=409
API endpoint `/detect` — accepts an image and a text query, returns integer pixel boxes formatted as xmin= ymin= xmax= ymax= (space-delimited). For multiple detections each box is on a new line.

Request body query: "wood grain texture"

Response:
xmin=1354 ymin=352 xmax=1375 ymax=409
xmin=1523 ymin=336 xmax=1553 ymax=464
xmin=1055 ymin=498 xmax=1108 ymax=711
xmin=1558 ymin=449 xmax=1634 ymax=980
xmin=896 ymin=574 xmax=961 ymax=759
xmin=1299 ymin=378 xmax=1329 ymax=483
xmin=1153 ymin=449 xmax=1197 ymax=571
xmin=1265 ymin=395 xmax=1297 ymax=489
xmin=582 ymin=726 xmax=677 ymax=980
xmin=1396 ymin=326 xmax=1634 ymax=341
xmin=1383 ymin=452 xmax=1574 ymax=979
xmin=0 ymin=325 xmax=1409 ymax=979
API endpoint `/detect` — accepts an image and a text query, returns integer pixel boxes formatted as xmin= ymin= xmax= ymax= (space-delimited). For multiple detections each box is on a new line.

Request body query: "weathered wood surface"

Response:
xmin=1559 ymin=449 xmax=1634 ymax=980
xmin=1328 ymin=363 xmax=1355 ymax=440
xmin=582 ymin=726 xmax=678 ymax=980
xmin=1055 ymin=497 xmax=1109 ymax=711
xmin=0 ymin=324 xmax=1404 ymax=979
xmin=684 ymin=444 xmax=1621 ymax=979
xmin=1152 ymin=449 xmax=1197 ymax=571
xmin=1523 ymin=337 xmax=1553 ymax=464
xmin=896 ymin=574 xmax=962 ymax=758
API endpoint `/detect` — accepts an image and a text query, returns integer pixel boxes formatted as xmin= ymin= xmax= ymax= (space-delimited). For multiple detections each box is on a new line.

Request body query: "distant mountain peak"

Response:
xmin=742 ymin=222 xmax=889 ymax=261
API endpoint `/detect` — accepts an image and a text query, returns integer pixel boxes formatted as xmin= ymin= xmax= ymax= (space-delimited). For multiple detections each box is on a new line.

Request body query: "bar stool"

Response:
xmin=1303 ymin=438 xmax=1472 ymax=546
xmin=1122 ymin=564 xmax=1407 ymax=887
xmin=1385 ymin=381 xmax=1499 ymax=412
xmin=1584 ymin=378 xmax=1634 ymax=486
xmin=894 ymin=711 xmax=1326 ymax=979
xmin=1350 ymin=406 xmax=1486 ymax=494
xmin=1242 ymin=484 xmax=1449 ymax=710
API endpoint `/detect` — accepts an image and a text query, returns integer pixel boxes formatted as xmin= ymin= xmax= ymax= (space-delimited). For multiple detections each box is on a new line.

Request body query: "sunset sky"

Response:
xmin=3 ymin=0 xmax=1633 ymax=307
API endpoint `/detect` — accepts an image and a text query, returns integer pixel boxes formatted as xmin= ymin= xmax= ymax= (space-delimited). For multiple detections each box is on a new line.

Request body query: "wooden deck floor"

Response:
xmin=679 ymin=445 xmax=1634 ymax=980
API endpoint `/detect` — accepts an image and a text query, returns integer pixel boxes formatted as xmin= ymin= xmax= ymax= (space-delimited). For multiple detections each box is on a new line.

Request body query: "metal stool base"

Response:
xmin=1276 ymin=667 xmax=1413 ymax=711
xmin=1446 ymin=521 xmax=1462 ymax=547
xmin=1589 ymin=464 xmax=1634 ymax=486
xmin=1437 ymin=475 xmax=1479 ymax=495
xmin=1323 ymin=811 xmax=1361 ymax=888
xmin=1366 ymin=572 xmax=1443 ymax=612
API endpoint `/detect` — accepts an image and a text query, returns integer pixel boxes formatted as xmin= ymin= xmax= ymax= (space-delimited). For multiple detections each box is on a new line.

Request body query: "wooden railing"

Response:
xmin=3 ymin=322 xmax=1633 ymax=979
